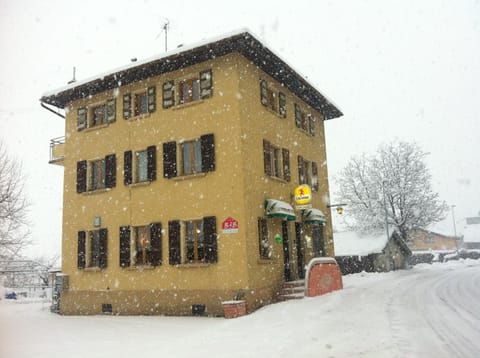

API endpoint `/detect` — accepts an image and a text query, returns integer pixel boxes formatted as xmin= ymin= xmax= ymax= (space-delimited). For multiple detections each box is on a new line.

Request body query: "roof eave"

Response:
xmin=40 ymin=31 xmax=343 ymax=120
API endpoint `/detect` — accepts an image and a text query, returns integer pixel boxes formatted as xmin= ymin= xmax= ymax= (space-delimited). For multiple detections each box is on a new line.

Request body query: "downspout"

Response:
xmin=40 ymin=102 xmax=65 ymax=119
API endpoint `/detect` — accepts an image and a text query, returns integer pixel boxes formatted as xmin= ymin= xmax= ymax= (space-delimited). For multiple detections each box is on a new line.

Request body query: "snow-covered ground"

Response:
xmin=1 ymin=260 xmax=479 ymax=358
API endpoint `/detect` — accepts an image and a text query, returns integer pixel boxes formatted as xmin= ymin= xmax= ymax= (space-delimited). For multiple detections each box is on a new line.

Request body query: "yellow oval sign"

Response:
xmin=294 ymin=185 xmax=312 ymax=206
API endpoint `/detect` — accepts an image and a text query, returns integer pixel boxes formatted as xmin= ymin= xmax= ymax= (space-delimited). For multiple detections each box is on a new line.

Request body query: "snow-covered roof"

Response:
xmin=333 ymin=231 xmax=389 ymax=256
xmin=463 ymin=223 xmax=480 ymax=243
xmin=40 ymin=28 xmax=343 ymax=120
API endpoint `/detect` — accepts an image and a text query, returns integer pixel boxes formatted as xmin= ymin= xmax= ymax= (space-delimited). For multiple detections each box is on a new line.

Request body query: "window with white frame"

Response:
xmin=77 ymin=229 xmax=108 ymax=269
xmin=76 ymin=155 xmax=116 ymax=193
xmin=263 ymin=139 xmax=290 ymax=181
xmin=123 ymin=86 xmax=156 ymax=119
xmin=260 ymin=79 xmax=287 ymax=118
xmin=162 ymin=70 xmax=213 ymax=109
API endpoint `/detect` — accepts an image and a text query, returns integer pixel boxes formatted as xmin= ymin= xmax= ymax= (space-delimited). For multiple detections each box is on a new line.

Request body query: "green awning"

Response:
xmin=265 ymin=199 xmax=296 ymax=221
xmin=303 ymin=208 xmax=326 ymax=225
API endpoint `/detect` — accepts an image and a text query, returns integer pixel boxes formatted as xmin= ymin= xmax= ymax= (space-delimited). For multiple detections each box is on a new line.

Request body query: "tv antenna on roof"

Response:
xmin=155 ymin=17 xmax=170 ymax=52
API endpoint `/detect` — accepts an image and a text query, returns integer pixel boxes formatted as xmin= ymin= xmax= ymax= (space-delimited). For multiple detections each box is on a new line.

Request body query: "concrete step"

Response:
xmin=277 ymin=280 xmax=305 ymax=301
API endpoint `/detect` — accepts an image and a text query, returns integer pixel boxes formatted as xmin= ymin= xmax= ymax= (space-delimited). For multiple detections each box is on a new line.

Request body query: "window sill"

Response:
xmin=296 ymin=127 xmax=315 ymax=137
xmin=172 ymin=172 xmax=207 ymax=181
xmin=80 ymin=123 xmax=110 ymax=133
xmin=82 ymin=188 xmax=112 ymax=195
xmin=262 ymin=104 xmax=286 ymax=119
xmin=124 ymin=265 xmax=156 ymax=271
xmin=257 ymin=258 xmax=275 ymax=265
xmin=267 ymin=175 xmax=288 ymax=184
xmin=126 ymin=113 xmax=151 ymax=121
xmin=172 ymin=99 xmax=204 ymax=110
xmin=175 ymin=263 xmax=211 ymax=268
xmin=128 ymin=181 xmax=152 ymax=188
xmin=82 ymin=267 xmax=103 ymax=272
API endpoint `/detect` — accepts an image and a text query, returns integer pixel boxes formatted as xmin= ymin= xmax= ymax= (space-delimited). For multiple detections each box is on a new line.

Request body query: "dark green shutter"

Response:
xmin=105 ymin=154 xmax=116 ymax=188
xmin=260 ymin=79 xmax=268 ymax=105
xmin=204 ymin=216 xmax=217 ymax=263
xmin=168 ymin=220 xmax=181 ymax=265
xmin=119 ymin=226 xmax=131 ymax=268
xmin=99 ymin=228 xmax=108 ymax=269
xmin=147 ymin=145 xmax=157 ymax=181
xmin=78 ymin=231 xmax=86 ymax=269
xmin=106 ymin=98 xmax=116 ymax=123
xmin=199 ymin=70 xmax=213 ymax=99
xmin=263 ymin=140 xmax=272 ymax=176
xmin=312 ymin=161 xmax=319 ymax=192
xmin=308 ymin=115 xmax=315 ymax=136
xmin=76 ymin=160 xmax=87 ymax=193
xmin=150 ymin=222 xmax=162 ymax=266
xmin=282 ymin=148 xmax=291 ymax=182
xmin=201 ymin=134 xmax=215 ymax=172
xmin=147 ymin=86 xmax=156 ymax=113
xmin=163 ymin=142 xmax=177 ymax=178
xmin=124 ymin=151 xmax=132 ymax=185
xmin=279 ymin=92 xmax=286 ymax=118
xmin=298 ymin=156 xmax=304 ymax=184
xmin=123 ymin=93 xmax=131 ymax=119
xmin=77 ymin=107 xmax=87 ymax=131
xmin=162 ymin=81 xmax=175 ymax=109
xmin=294 ymin=104 xmax=302 ymax=128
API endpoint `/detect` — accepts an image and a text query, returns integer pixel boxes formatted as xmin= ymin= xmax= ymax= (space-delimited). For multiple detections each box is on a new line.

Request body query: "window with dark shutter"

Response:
xmin=203 ymin=216 xmax=217 ymax=263
xmin=147 ymin=145 xmax=157 ymax=181
xmin=147 ymin=86 xmax=156 ymax=113
xmin=78 ymin=231 xmax=86 ymax=269
xmin=312 ymin=162 xmax=319 ymax=191
xmin=294 ymin=104 xmax=302 ymax=128
xmin=298 ymin=156 xmax=305 ymax=184
xmin=124 ymin=151 xmax=132 ymax=185
xmin=150 ymin=222 xmax=162 ymax=266
xmin=263 ymin=140 xmax=272 ymax=176
xmin=106 ymin=99 xmax=116 ymax=123
xmin=168 ymin=220 xmax=181 ymax=265
xmin=76 ymin=160 xmax=87 ymax=193
xmin=199 ymin=70 xmax=213 ymax=99
xmin=308 ymin=114 xmax=315 ymax=136
xmin=105 ymin=154 xmax=116 ymax=188
xmin=282 ymin=148 xmax=291 ymax=182
xmin=162 ymin=81 xmax=175 ymax=109
xmin=163 ymin=142 xmax=177 ymax=178
xmin=260 ymin=79 xmax=268 ymax=105
xmin=77 ymin=107 xmax=87 ymax=131
xmin=200 ymin=134 xmax=215 ymax=173
xmin=99 ymin=228 xmax=108 ymax=269
xmin=123 ymin=93 xmax=131 ymax=119
xmin=119 ymin=226 xmax=131 ymax=268
xmin=279 ymin=92 xmax=286 ymax=118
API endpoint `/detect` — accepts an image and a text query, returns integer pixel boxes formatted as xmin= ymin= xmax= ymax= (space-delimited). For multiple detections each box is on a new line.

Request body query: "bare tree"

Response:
xmin=0 ymin=142 xmax=30 ymax=260
xmin=335 ymin=140 xmax=448 ymax=239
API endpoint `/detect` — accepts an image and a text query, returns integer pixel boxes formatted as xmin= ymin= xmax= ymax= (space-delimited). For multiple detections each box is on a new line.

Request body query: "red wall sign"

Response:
xmin=222 ymin=217 xmax=239 ymax=234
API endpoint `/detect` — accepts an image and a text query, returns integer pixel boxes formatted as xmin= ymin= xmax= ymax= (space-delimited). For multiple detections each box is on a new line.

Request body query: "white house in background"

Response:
xmin=333 ymin=231 xmax=411 ymax=274
xmin=463 ymin=217 xmax=480 ymax=250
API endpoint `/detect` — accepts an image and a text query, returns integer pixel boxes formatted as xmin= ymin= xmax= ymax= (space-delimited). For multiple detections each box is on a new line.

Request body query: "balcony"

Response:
xmin=49 ymin=136 xmax=65 ymax=165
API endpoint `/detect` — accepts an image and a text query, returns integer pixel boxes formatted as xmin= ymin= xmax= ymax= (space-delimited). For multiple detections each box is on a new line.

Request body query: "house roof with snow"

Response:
xmin=40 ymin=28 xmax=343 ymax=120
xmin=334 ymin=231 xmax=411 ymax=256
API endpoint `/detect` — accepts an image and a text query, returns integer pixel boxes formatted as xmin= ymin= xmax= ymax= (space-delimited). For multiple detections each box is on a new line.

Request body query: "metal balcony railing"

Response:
xmin=49 ymin=136 xmax=65 ymax=165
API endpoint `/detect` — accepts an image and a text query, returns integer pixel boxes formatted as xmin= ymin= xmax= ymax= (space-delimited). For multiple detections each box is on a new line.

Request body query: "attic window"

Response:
xmin=260 ymin=79 xmax=286 ymax=118
xmin=77 ymin=99 xmax=116 ymax=131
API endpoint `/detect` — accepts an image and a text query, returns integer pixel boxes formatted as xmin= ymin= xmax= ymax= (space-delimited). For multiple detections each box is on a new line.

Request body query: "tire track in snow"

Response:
xmin=387 ymin=265 xmax=480 ymax=358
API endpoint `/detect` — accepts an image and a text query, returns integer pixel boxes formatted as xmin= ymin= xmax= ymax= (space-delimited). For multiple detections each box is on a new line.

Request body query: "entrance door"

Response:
xmin=295 ymin=222 xmax=305 ymax=279
xmin=282 ymin=221 xmax=291 ymax=281
xmin=312 ymin=225 xmax=325 ymax=257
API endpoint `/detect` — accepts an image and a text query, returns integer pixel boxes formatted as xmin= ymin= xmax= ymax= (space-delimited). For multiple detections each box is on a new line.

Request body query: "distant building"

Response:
xmin=333 ymin=231 xmax=411 ymax=274
xmin=407 ymin=228 xmax=460 ymax=252
xmin=41 ymin=29 xmax=343 ymax=316
xmin=463 ymin=217 xmax=480 ymax=250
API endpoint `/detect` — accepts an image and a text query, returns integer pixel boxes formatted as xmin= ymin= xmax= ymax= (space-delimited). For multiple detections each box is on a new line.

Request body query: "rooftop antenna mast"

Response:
xmin=156 ymin=18 xmax=170 ymax=52
xmin=67 ymin=66 xmax=76 ymax=84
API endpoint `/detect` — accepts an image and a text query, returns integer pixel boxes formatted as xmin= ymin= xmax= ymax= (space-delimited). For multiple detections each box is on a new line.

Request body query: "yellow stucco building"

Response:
xmin=42 ymin=29 xmax=342 ymax=316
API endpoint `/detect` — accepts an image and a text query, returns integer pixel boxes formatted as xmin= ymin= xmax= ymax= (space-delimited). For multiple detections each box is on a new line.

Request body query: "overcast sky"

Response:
xmin=1 ymin=0 xmax=479 ymax=258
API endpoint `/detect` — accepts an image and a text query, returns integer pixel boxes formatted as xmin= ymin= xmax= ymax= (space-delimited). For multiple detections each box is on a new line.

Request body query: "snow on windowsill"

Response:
xmin=172 ymin=99 xmax=205 ymax=111
xmin=172 ymin=173 xmax=207 ymax=181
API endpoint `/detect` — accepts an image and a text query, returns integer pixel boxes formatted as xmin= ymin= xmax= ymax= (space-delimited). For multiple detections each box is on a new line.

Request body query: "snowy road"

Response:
xmin=1 ymin=260 xmax=479 ymax=358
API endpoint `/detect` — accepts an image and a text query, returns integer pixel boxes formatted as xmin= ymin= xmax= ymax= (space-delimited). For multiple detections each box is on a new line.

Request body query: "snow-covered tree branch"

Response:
xmin=0 ymin=142 xmax=31 ymax=259
xmin=335 ymin=140 xmax=448 ymax=239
